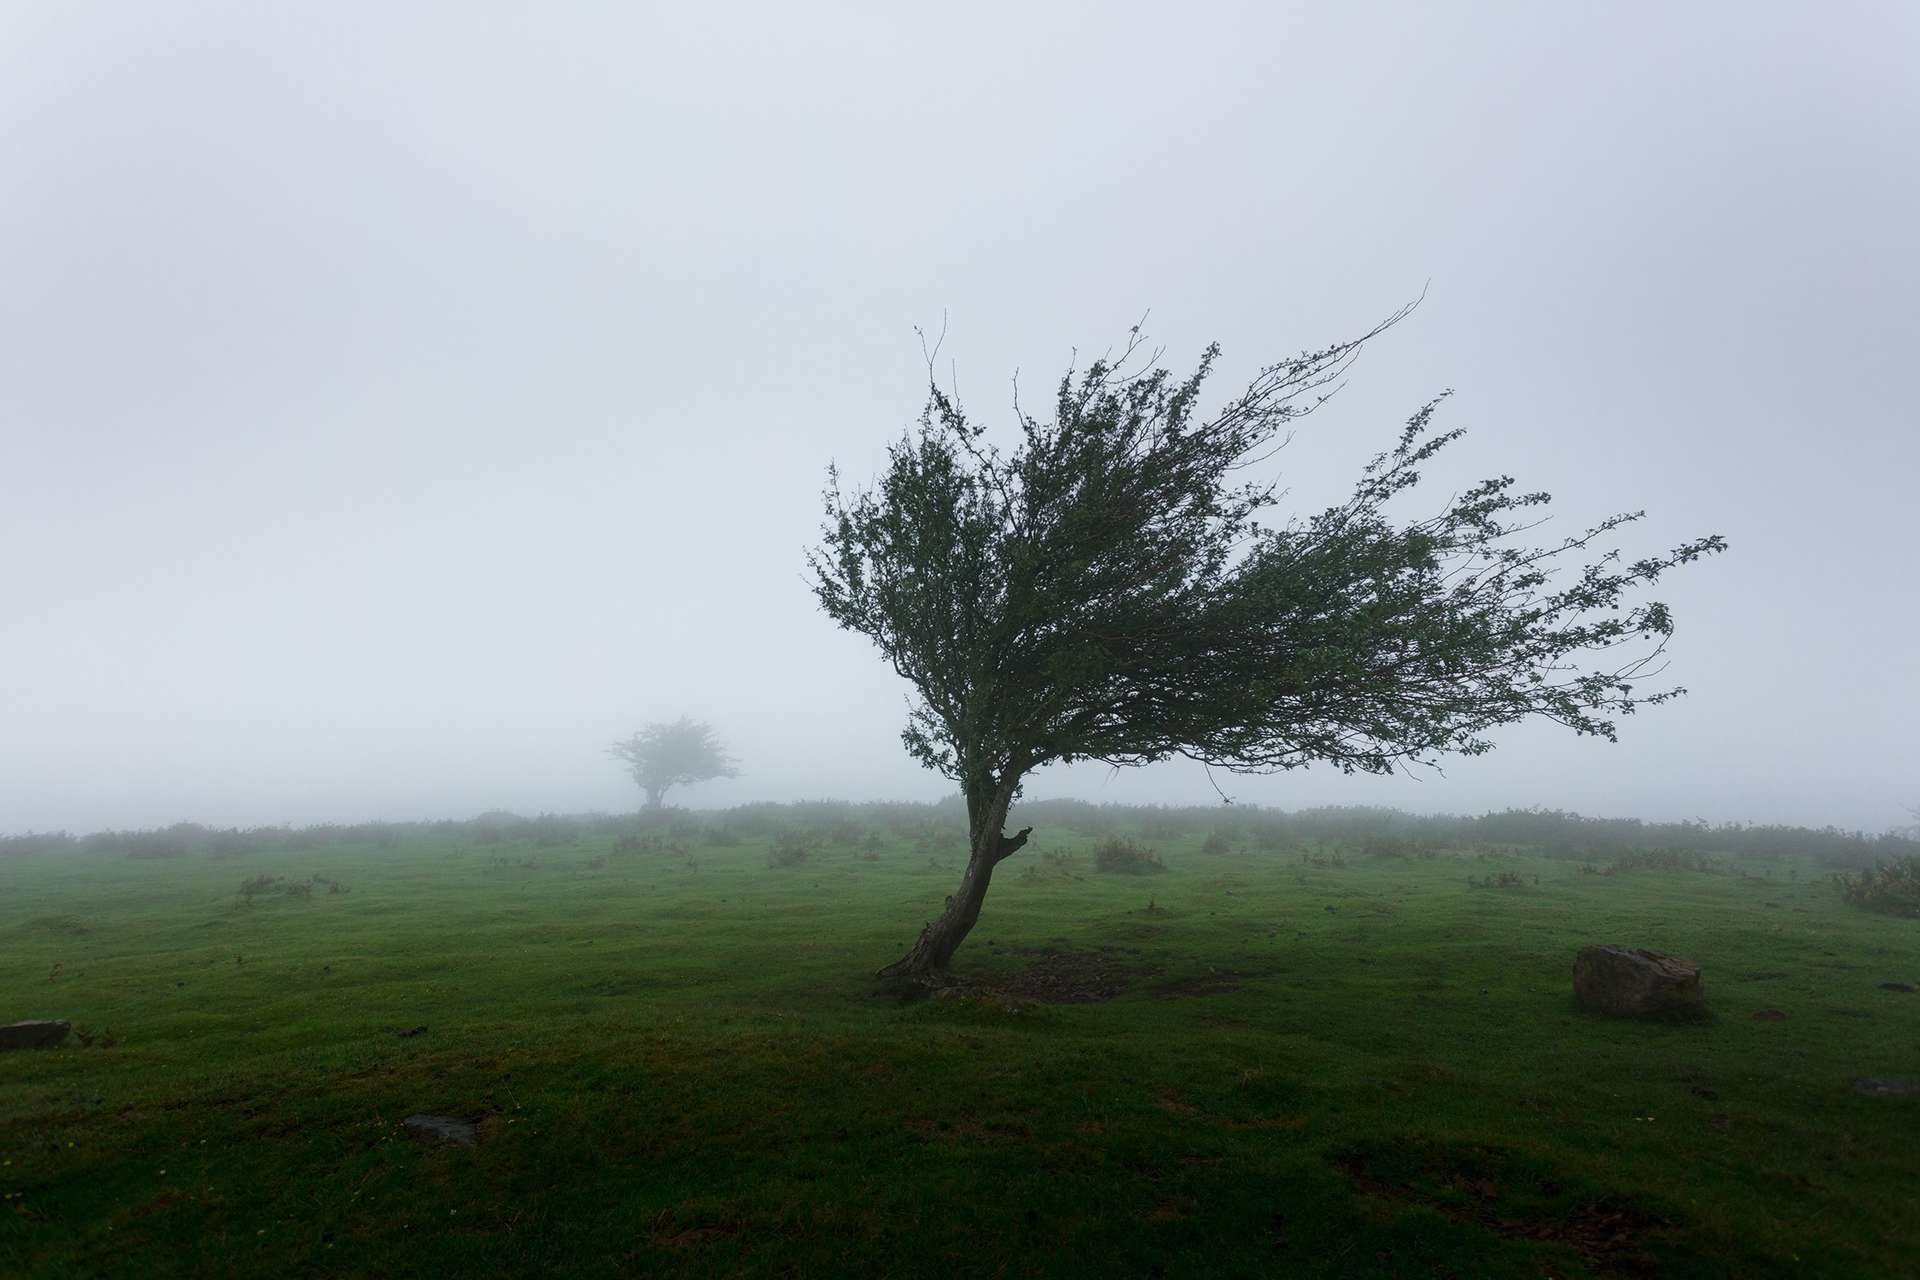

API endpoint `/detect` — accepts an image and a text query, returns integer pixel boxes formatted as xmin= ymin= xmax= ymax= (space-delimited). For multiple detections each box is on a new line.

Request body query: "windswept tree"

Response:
xmin=810 ymin=309 xmax=1724 ymax=979
xmin=608 ymin=718 xmax=738 ymax=809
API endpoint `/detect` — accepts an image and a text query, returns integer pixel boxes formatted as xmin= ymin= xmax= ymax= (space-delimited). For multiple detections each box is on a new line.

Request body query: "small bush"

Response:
xmin=1299 ymin=850 xmax=1347 ymax=869
xmin=238 ymin=875 xmax=320 ymax=903
xmin=1094 ymin=839 xmax=1164 ymax=874
xmin=238 ymin=875 xmax=282 ymax=901
xmin=1468 ymin=870 xmax=1527 ymax=889
xmin=1834 ymin=857 xmax=1920 ymax=918
xmin=1201 ymin=830 xmax=1234 ymax=855
xmin=1608 ymin=846 xmax=1721 ymax=874
xmin=768 ymin=833 xmax=812 ymax=867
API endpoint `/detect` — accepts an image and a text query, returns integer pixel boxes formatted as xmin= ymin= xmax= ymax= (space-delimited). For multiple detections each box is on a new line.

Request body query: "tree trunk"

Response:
xmin=878 ymin=776 xmax=1031 ymax=980
xmin=644 ymin=785 xmax=667 ymax=810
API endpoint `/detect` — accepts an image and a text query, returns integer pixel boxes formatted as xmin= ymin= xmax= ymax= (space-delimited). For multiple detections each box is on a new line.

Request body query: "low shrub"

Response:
xmin=238 ymin=875 xmax=318 ymax=903
xmin=1094 ymin=839 xmax=1164 ymax=874
xmin=1361 ymin=834 xmax=1439 ymax=860
xmin=614 ymin=832 xmax=685 ymax=857
xmin=1608 ymin=847 xmax=1722 ymax=874
xmin=1834 ymin=857 xmax=1920 ymax=918
xmin=768 ymin=833 xmax=812 ymax=867
xmin=1468 ymin=870 xmax=1528 ymax=889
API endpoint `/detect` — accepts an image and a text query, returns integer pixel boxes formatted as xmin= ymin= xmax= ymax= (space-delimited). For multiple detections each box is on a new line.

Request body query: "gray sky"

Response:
xmin=2 ymin=2 xmax=1915 ymax=835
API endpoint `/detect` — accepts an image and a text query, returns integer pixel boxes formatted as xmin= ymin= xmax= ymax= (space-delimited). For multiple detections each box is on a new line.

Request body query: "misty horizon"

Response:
xmin=4 ymin=5 xmax=1915 ymax=837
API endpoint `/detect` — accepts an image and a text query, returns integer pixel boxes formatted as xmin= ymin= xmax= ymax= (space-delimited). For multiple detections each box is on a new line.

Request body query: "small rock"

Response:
xmin=1752 ymin=1008 xmax=1786 ymax=1021
xmin=1853 ymin=1077 xmax=1917 ymax=1098
xmin=396 ymin=1026 xmax=428 ymax=1039
xmin=0 ymin=1020 xmax=71 ymax=1051
xmin=1877 ymin=982 xmax=1915 ymax=993
xmin=1690 ymin=1085 xmax=1719 ymax=1100
xmin=1572 ymin=945 xmax=1703 ymax=1018
xmin=403 ymin=1114 xmax=477 ymax=1145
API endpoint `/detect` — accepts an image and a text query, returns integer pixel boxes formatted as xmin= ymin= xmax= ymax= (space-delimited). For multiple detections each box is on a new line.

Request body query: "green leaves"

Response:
xmin=809 ymin=312 xmax=1724 ymax=792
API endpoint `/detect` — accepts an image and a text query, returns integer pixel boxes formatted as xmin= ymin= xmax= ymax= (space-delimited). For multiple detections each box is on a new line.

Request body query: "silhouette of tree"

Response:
xmin=810 ymin=309 xmax=1724 ymax=978
xmin=608 ymin=718 xmax=737 ymax=809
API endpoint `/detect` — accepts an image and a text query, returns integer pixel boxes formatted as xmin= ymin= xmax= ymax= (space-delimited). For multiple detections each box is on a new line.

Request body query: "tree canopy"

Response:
xmin=810 ymin=310 xmax=1725 ymax=976
xmin=608 ymin=718 xmax=738 ymax=810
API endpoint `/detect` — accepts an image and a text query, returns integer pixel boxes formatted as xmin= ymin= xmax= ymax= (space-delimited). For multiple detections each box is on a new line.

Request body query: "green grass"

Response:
xmin=3 ymin=821 xmax=1916 ymax=1278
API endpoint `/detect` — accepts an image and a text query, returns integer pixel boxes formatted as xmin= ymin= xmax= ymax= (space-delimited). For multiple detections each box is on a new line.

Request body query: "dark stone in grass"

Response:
xmin=0 ymin=1020 xmax=70 ymax=1050
xmin=1572 ymin=946 xmax=1703 ymax=1019
xmin=1690 ymin=1085 xmax=1719 ymax=1101
xmin=403 ymin=1114 xmax=477 ymax=1145
xmin=1878 ymin=982 xmax=1915 ymax=993
xmin=396 ymin=1025 xmax=428 ymax=1038
xmin=1853 ymin=1077 xmax=1917 ymax=1097
xmin=1752 ymin=1008 xmax=1786 ymax=1021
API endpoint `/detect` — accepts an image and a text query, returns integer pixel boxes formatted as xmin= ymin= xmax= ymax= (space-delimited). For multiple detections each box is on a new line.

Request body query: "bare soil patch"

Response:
xmin=1335 ymin=1138 xmax=1672 ymax=1276
xmin=963 ymin=943 xmax=1163 ymax=1004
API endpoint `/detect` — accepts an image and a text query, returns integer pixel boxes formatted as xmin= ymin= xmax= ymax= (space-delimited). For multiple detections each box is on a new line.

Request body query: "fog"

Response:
xmin=2 ymin=3 xmax=1914 ymax=835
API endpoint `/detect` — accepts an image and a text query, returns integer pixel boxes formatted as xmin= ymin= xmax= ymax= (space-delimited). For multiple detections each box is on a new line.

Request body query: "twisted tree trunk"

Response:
xmin=879 ymin=776 xmax=1031 ymax=979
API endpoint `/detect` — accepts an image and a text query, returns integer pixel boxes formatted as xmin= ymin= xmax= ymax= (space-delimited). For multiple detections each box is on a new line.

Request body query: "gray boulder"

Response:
xmin=1573 ymin=945 xmax=1703 ymax=1018
xmin=403 ymin=1114 xmax=477 ymax=1146
xmin=0 ymin=1020 xmax=71 ymax=1050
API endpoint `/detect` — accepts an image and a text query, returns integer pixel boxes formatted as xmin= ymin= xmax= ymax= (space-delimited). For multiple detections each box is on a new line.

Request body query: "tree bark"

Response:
xmin=644 ymin=785 xmax=667 ymax=810
xmin=878 ymin=776 xmax=1031 ymax=979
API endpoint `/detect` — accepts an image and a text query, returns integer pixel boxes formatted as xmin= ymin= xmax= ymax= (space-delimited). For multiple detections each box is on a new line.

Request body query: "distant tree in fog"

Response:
xmin=608 ymin=718 xmax=738 ymax=809
xmin=810 ymin=308 xmax=1725 ymax=979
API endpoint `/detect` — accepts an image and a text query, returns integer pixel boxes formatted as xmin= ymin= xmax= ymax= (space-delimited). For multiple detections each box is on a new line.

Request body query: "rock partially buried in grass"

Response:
xmin=1853 ymin=1077 xmax=1917 ymax=1098
xmin=1878 ymin=982 xmax=1915 ymax=993
xmin=403 ymin=1114 xmax=477 ymax=1146
xmin=1572 ymin=946 xmax=1703 ymax=1019
xmin=0 ymin=1020 xmax=71 ymax=1050
xmin=1752 ymin=1008 xmax=1786 ymax=1021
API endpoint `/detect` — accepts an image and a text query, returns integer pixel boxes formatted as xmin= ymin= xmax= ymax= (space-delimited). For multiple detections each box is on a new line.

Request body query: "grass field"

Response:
xmin=3 ymin=808 xmax=1916 ymax=1278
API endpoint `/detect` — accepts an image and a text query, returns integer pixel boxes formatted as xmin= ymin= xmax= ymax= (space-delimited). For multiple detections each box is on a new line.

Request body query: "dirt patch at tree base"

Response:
xmin=949 ymin=943 xmax=1164 ymax=1004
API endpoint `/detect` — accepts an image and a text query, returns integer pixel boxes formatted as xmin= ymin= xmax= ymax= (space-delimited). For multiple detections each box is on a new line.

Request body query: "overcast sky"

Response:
xmin=2 ymin=2 xmax=1915 ymax=835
